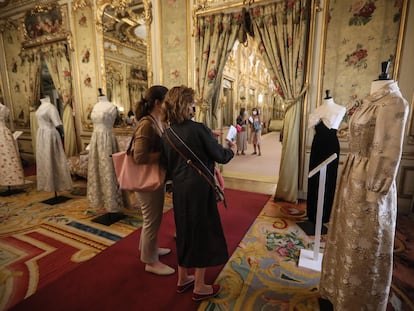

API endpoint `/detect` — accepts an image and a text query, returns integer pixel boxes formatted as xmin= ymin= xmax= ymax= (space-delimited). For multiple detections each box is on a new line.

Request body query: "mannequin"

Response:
xmin=304 ymin=90 xmax=346 ymax=231
xmin=35 ymin=95 xmax=72 ymax=204
xmin=0 ymin=100 xmax=25 ymax=196
xmin=88 ymin=88 xmax=127 ymax=225
xmin=370 ymin=60 xmax=394 ymax=94
xmin=319 ymin=61 xmax=409 ymax=310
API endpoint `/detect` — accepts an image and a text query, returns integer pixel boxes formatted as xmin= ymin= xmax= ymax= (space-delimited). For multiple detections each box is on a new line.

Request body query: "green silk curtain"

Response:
xmin=250 ymin=0 xmax=309 ymax=202
xmin=195 ymin=12 xmax=243 ymax=128
xmin=42 ymin=43 xmax=78 ymax=157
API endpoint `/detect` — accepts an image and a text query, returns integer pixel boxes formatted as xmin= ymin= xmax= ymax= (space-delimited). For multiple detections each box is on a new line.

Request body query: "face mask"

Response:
xmin=252 ymin=111 xmax=257 ymax=115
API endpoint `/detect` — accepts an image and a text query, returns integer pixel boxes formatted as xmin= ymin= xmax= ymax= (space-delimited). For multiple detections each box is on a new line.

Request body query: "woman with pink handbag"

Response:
xmin=132 ymin=85 xmax=175 ymax=276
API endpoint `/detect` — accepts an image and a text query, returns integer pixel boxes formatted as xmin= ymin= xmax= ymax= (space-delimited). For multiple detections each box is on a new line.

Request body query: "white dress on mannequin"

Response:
xmin=308 ymin=98 xmax=346 ymax=130
xmin=35 ymin=96 xmax=72 ymax=192
xmin=0 ymin=102 xmax=25 ymax=186
xmin=87 ymin=96 xmax=125 ymax=212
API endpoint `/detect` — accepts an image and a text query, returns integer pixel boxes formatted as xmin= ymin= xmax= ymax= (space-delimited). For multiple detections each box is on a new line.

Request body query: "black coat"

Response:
xmin=161 ymin=120 xmax=234 ymax=267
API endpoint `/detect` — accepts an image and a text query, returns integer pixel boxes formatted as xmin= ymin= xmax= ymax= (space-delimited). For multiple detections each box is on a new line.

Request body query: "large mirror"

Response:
xmin=99 ymin=0 xmax=151 ymax=128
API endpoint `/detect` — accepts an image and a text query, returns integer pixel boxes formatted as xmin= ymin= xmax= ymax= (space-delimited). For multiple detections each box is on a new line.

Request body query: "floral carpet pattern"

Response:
xmin=198 ymin=200 xmax=414 ymax=311
xmin=0 ymin=178 xmax=172 ymax=311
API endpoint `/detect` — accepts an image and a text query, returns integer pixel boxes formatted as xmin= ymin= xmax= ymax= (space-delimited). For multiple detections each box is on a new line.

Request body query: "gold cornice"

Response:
xmin=0 ymin=18 xmax=18 ymax=33
xmin=194 ymin=0 xmax=283 ymax=17
xmin=72 ymin=0 xmax=92 ymax=11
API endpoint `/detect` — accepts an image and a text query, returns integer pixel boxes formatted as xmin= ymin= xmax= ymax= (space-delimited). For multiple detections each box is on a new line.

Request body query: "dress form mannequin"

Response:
xmin=88 ymin=88 xmax=127 ymax=225
xmin=319 ymin=61 xmax=409 ymax=310
xmin=304 ymin=90 xmax=346 ymax=231
xmin=0 ymin=100 xmax=25 ymax=196
xmin=35 ymin=95 xmax=72 ymax=204
xmin=370 ymin=60 xmax=394 ymax=95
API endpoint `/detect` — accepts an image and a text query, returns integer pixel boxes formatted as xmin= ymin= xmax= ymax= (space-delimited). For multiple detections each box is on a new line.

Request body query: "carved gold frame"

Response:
xmin=96 ymin=0 xmax=153 ymax=95
xmin=21 ymin=1 xmax=73 ymax=50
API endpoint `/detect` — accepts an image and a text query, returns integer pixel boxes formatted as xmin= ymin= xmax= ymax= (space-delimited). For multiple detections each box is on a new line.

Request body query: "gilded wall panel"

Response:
xmin=2 ymin=24 xmax=31 ymax=129
xmin=72 ymin=6 xmax=99 ymax=131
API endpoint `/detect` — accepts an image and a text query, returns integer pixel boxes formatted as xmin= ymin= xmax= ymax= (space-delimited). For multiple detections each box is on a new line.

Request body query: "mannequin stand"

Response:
xmin=299 ymin=153 xmax=337 ymax=272
xmin=91 ymin=212 xmax=126 ymax=226
xmin=41 ymin=192 xmax=72 ymax=205
xmin=0 ymin=186 xmax=25 ymax=197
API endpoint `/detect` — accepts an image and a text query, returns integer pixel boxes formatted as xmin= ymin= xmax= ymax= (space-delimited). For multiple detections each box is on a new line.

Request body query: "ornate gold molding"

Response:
xmin=72 ymin=0 xmax=91 ymax=11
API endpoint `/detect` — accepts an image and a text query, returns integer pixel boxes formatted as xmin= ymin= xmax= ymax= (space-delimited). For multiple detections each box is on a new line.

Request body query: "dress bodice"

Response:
xmin=348 ymin=82 xmax=407 ymax=159
xmin=35 ymin=102 xmax=62 ymax=130
xmin=308 ymin=100 xmax=346 ymax=130
xmin=91 ymin=102 xmax=117 ymax=131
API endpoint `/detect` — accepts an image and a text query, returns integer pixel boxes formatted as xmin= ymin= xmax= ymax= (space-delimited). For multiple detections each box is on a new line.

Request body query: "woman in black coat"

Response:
xmin=161 ymin=86 xmax=234 ymax=302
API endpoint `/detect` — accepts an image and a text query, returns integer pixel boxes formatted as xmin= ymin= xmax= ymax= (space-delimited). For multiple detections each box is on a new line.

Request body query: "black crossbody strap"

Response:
xmin=165 ymin=129 xmax=216 ymax=190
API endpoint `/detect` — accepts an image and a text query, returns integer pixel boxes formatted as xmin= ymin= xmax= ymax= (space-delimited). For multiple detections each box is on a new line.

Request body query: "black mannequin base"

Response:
xmin=297 ymin=220 xmax=328 ymax=236
xmin=0 ymin=188 xmax=25 ymax=197
xmin=91 ymin=212 xmax=126 ymax=226
xmin=41 ymin=195 xmax=72 ymax=205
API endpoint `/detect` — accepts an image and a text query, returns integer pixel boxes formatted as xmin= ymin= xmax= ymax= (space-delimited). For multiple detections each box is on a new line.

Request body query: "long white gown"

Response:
xmin=35 ymin=99 xmax=72 ymax=192
xmin=87 ymin=98 xmax=125 ymax=212
xmin=0 ymin=103 xmax=25 ymax=186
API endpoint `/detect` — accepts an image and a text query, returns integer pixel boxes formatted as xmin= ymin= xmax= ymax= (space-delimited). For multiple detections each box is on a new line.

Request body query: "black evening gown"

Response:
xmin=307 ymin=121 xmax=340 ymax=224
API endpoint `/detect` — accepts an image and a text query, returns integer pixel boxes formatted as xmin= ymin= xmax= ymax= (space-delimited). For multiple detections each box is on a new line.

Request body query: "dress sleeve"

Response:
xmin=49 ymin=104 xmax=63 ymax=127
xmin=366 ymin=97 xmax=408 ymax=203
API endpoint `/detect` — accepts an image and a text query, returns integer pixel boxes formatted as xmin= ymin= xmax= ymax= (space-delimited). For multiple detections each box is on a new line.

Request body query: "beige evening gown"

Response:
xmin=319 ymin=81 xmax=408 ymax=310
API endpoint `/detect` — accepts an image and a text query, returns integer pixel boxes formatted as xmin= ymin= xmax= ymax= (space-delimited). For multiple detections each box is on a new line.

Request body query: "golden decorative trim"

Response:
xmin=72 ymin=0 xmax=92 ymax=11
xmin=194 ymin=0 xmax=283 ymax=17
xmin=20 ymin=2 xmax=73 ymax=51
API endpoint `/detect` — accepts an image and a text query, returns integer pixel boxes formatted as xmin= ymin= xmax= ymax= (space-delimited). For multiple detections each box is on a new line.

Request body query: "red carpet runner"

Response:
xmin=10 ymin=189 xmax=270 ymax=311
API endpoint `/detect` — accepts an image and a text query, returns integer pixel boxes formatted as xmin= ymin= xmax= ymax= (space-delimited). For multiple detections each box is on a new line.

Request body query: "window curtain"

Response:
xmin=20 ymin=50 xmax=41 ymax=157
xmin=42 ymin=43 xmax=78 ymax=157
xmin=250 ymin=0 xmax=309 ymax=202
xmin=195 ymin=12 xmax=243 ymax=128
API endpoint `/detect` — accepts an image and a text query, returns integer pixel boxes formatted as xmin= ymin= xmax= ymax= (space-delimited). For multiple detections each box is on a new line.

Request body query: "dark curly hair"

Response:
xmin=135 ymin=85 xmax=168 ymax=121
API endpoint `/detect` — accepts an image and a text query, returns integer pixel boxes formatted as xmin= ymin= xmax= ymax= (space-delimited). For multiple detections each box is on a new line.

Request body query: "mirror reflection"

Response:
xmin=102 ymin=0 xmax=148 ymax=128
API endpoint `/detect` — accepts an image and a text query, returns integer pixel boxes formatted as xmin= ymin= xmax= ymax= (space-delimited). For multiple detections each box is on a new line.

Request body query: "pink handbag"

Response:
xmin=112 ymin=141 xmax=166 ymax=192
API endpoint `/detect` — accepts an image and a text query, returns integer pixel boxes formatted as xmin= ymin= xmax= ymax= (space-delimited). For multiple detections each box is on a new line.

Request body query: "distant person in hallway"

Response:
xmin=161 ymin=85 xmax=234 ymax=301
xmin=306 ymin=90 xmax=346 ymax=225
xmin=236 ymin=107 xmax=248 ymax=155
xmin=133 ymin=85 xmax=175 ymax=276
xmin=249 ymin=107 xmax=262 ymax=156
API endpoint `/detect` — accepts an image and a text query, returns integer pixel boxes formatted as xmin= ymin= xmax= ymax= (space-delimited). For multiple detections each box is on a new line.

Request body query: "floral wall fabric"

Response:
xmin=72 ymin=7 xmax=99 ymax=132
xmin=323 ymin=0 xmax=404 ymax=126
xmin=2 ymin=24 xmax=32 ymax=129
xmin=161 ymin=0 xmax=188 ymax=88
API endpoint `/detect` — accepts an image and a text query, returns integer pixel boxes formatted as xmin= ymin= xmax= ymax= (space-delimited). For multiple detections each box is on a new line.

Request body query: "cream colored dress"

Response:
xmin=87 ymin=98 xmax=124 ymax=212
xmin=319 ymin=82 xmax=408 ymax=310
xmin=35 ymin=100 xmax=72 ymax=192
xmin=0 ymin=103 xmax=24 ymax=186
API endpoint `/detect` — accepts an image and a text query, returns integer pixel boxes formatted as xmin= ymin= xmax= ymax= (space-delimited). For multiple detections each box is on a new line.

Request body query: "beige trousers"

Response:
xmin=135 ymin=185 xmax=165 ymax=263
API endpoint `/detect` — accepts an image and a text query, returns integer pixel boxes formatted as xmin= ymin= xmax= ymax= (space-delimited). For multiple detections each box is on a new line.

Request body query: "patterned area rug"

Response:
xmin=198 ymin=200 xmax=414 ymax=311
xmin=198 ymin=200 xmax=321 ymax=311
xmin=0 ymin=178 xmax=172 ymax=311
